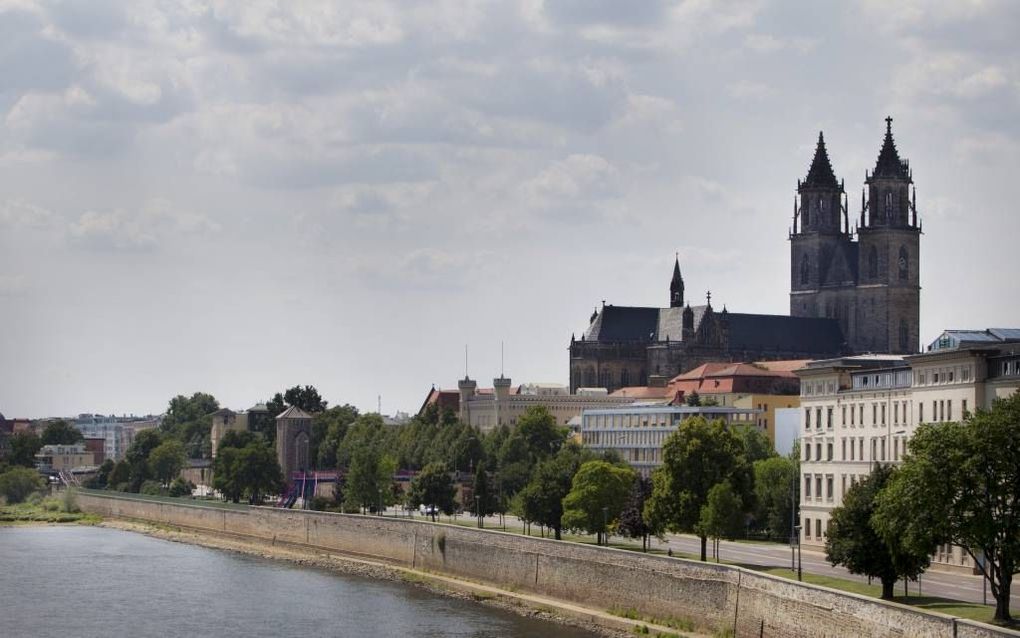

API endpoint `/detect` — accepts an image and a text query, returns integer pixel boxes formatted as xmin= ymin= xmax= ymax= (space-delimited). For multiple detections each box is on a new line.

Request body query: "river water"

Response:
xmin=0 ymin=526 xmax=596 ymax=638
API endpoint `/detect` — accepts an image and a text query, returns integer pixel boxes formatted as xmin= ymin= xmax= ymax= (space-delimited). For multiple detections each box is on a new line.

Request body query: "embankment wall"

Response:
xmin=77 ymin=492 xmax=1018 ymax=638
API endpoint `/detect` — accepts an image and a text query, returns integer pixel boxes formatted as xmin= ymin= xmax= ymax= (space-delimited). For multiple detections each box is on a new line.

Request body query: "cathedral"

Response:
xmin=569 ymin=119 xmax=921 ymax=393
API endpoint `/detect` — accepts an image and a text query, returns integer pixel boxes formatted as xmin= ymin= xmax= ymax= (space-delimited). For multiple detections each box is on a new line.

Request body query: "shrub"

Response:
xmin=0 ymin=467 xmax=45 ymax=504
xmin=41 ymin=497 xmax=61 ymax=512
xmin=61 ymin=488 xmax=80 ymax=513
xmin=168 ymin=477 xmax=196 ymax=498
xmin=140 ymin=480 xmax=163 ymax=496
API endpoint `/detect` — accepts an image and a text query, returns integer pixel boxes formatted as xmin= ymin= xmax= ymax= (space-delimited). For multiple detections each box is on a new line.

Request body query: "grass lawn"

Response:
xmin=0 ymin=500 xmax=101 ymax=524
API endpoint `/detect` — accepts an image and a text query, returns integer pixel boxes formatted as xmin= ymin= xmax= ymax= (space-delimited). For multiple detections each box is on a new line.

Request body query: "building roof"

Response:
xmin=926 ymin=328 xmax=1020 ymax=352
xmin=753 ymin=359 xmax=812 ymax=375
xmin=872 ymin=117 xmax=910 ymax=180
xmin=802 ymin=131 xmax=839 ymax=189
xmin=210 ymin=408 xmax=235 ymax=417
xmin=610 ymin=386 xmax=677 ymax=400
xmin=275 ymin=405 xmax=313 ymax=420
xmin=585 ymin=304 xmax=708 ymax=342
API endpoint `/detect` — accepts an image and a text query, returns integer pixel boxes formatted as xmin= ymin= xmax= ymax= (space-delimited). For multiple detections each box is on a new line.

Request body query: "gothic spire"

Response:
xmin=872 ymin=116 xmax=910 ymax=180
xmin=802 ymin=131 xmax=839 ymax=189
xmin=669 ymin=253 xmax=684 ymax=308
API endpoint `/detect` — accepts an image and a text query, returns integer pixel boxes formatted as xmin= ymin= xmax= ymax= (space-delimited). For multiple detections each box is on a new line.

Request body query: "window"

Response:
xmin=816 ymin=519 xmax=822 ymax=539
xmin=851 ymin=405 xmax=855 ymax=426
xmin=859 ymin=405 xmax=864 ymax=424
xmin=805 ymin=444 xmax=811 ymax=461
xmin=841 ymin=475 xmax=847 ymax=496
xmin=962 ymin=399 xmax=969 ymax=417
xmin=827 ymin=442 xmax=833 ymax=461
xmin=947 ymin=400 xmax=952 ymax=421
xmin=919 ymin=402 xmax=924 ymax=423
xmin=880 ymin=438 xmax=886 ymax=461
xmin=872 ymin=404 xmax=877 ymax=425
xmin=816 ymin=476 xmax=822 ymax=499
xmin=894 ymin=403 xmax=899 ymax=424
xmin=804 ymin=476 xmax=811 ymax=498
xmin=898 ymin=246 xmax=908 ymax=280
xmin=827 ymin=408 xmax=833 ymax=429
xmin=850 ymin=440 xmax=855 ymax=460
xmin=816 ymin=408 xmax=822 ymax=429
xmin=932 ymin=400 xmax=937 ymax=421
xmin=894 ymin=438 xmax=899 ymax=460
xmin=805 ymin=408 xmax=811 ymax=429
xmin=881 ymin=404 xmax=886 ymax=425
xmin=859 ymin=438 xmax=864 ymax=459
xmin=842 ymin=439 xmax=846 ymax=460
xmin=841 ymin=406 xmax=846 ymax=426
xmin=804 ymin=518 xmax=811 ymax=538
xmin=826 ymin=476 xmax=833 ymax=499
xmin=816 ymin=442 xmax=822 ymax=461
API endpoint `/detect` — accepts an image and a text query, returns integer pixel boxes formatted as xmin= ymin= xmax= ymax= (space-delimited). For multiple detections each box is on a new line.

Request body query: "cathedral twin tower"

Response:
xmin=789 ymin=117 xmax=921 ymax=355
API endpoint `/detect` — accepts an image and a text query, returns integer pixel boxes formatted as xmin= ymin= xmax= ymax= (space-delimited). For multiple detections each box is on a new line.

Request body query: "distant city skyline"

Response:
xmin=2 ymin=2 xmax=1018 ymax=418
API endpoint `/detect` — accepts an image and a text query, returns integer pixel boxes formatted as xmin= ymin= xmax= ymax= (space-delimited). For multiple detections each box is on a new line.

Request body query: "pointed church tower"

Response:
xmin=790 ymin=131 xmax=857 ymax=345
xmin=856 ymin=117 xmax=921 ymax=353
xmin=670 ymin=254 xmax=684 ymax=308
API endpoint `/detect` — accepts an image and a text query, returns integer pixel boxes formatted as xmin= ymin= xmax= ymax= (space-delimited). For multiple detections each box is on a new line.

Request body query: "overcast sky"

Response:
xmin=2 ymin=1 xmax=1018 ymax=419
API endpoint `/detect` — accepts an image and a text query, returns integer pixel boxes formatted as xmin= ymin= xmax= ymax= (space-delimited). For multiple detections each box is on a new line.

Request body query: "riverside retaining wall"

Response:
xmin=78 ymin=492 xmax=1019 ymax=638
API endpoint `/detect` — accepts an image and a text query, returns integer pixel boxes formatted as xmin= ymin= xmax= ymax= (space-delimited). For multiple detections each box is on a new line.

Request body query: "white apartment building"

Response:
xmin=797 ymin=329 xmax=1020 ymax=573
xmin=580 ymin=405 xmax=760 ymax=476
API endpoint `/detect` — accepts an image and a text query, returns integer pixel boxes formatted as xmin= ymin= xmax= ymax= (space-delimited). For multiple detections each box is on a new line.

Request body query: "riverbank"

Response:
xmin=0 ymin=501 xmax=101 ymax=525
xmin=100 ymin=519 xmax=699 ymax=638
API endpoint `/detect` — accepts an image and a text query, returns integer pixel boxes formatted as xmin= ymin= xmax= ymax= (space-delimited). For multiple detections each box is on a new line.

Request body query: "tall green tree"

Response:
xmin=753 ymin=455 xmax=799 ymax=541
xmin=313 ymin=404 xmax=359 ymax=469
xmin=826 ymin=464 xmax=929 ymax=600
xmin=160 ymin=392 xmax=219 ymax=458
xmin=736 ymin=425 xmax=776 ymax=464
xmin=515 ymin=443 xmax=590 ymax=540
xmin=699 ymin=481 xmax=745 ymax=561
xmin=645 ymin=416 xmax=753 ymax=561
xmin=284 ymin=386 xmax=328 ymax=413
xmin=126 ymin=429 xmax=163 ymax=491
xmin=617 ymin=476 xmax=654 ymax=551
xmin=344 ymin=443 xmax=396 ymax=513
xmin=149 ymin=440 xmax=186 ymax=488
xmin=109 ymin=460 xmax=131 ymax=490
xmin=561 ymin=460 xmax=636 ymax=545
xmin=470 ymin=462 xmax=496 ymax=528
xmin=408 ymin=462 xmax=456 ymax=522
xmin=214 ymin=438 xmax=283 ymax=504
xmin=8 ymin=432 xmax=42 ymax=467
xmin=874 ymin=393 xmax=1020 ymax=620
xmin=40 ymin=420 xmax=84 ymax=445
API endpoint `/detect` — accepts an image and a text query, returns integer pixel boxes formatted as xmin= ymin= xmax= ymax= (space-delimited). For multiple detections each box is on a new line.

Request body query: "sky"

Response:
xmin=1 ymin=0 xmax=1018 ymax=419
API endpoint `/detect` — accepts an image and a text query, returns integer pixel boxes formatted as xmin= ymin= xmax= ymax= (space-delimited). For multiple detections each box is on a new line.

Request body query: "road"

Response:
xmin=655 ymin=533 xmax=1018 ymax=609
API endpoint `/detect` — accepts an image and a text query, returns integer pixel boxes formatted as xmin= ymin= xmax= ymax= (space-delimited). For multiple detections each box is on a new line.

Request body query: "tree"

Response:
xmin=0 ymin=466 xmax=44 ymax=503
xmin=149 ymin=440 xmax=186 ymax=488
xmin=618 ymin=476 xmax=654 ymax=551
xmin=344 ymin=443 xmax=396 ymax=513
xmin=561 ymin=460 xmax=635 ymax=545
xmin=161 ymin=393 xmax=218 ymax=458
xmin=169 ymin=477 xmax=196 ymax=497
xmin=736 ymin=425 xmax=776 ymax=464
xmin=408 ymin=462 xmax=455 ymax=522
xmin=753 ymin=455 xmax=799 ymax=541
xmin=86 ymin=459 xmax=116 ymax=489
xmin=284 ymin=385 xmax=328 ymax=413
xmin=826 ymin=464 xmax=928 ymax=600
xmin=874 ymin=393 xmax=1020 ymax=620
xmin=126 ymin=429 xmax=163 ymax=491
xmin=470 ymin=462 xmax=497 ymax=528
xmin=645 ymin=416 xmax=753 ymax=561
xmin=109 ymin=460 xmax=131 ymax=490
xmin=8 ymin=432 xmax=42 ymax=467
xmin=40 ymin=420 xmax=84 ymax=445
xmin=515 ymin=406 xmax=567 ymax=461
xmin=515 ymin=444 xmax=589 ymax=540
xmin=313 ymin=404 xmax=359 ymax=469
xmin=214 ymin=438 xmax=283 ymax=504
xmin=685 ymin=392 xmax=701 ymax=406
xmin=699 ymin=481 xmax=745 ymax=561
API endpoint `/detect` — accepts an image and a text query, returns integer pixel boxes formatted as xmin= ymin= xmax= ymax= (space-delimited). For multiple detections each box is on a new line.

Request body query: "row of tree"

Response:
xmin=824 ymin=393 xmax=1020 ymax=621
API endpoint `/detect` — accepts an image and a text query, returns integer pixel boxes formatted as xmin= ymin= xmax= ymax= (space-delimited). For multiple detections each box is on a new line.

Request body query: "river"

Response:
xmin=0 ymin=526 xmax=597 ymax=638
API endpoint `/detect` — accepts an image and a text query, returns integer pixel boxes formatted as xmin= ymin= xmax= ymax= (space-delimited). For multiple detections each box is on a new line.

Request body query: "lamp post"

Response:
xmin=793 ymin=525 xmax=803 ymax=581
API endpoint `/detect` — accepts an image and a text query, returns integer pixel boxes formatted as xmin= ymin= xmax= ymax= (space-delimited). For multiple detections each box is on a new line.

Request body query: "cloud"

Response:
xmin=68 ymin=199 xmax=219 ymax=251
xmin=0 ymin=274 xmax=28 ymax=298
xmin=0 ymin=199 xmax=56 ymax=228
xmin=521 ymin=153 xmax=619 ymax=204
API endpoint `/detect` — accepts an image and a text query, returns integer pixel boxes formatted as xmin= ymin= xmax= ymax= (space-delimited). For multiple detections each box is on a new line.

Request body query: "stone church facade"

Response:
xmin=569 ymin=119 xmax=922 ymax=394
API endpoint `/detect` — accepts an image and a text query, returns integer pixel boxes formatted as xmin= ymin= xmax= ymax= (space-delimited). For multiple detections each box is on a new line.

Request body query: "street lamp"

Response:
xmin=793 ymin=525 xmax=803 ymax=581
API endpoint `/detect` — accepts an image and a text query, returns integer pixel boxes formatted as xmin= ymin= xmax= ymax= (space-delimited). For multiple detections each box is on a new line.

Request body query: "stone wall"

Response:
xmin=78 ymin=492 xmax=1019 ymax=638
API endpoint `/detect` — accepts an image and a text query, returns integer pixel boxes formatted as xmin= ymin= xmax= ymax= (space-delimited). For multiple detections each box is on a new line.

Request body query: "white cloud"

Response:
xmin=68 ymin=199 xmax=219 ymax=251
xmin=521 ymin=154 xmax=619 ymax=203
xmin=0 ymin=199 xmax=55 ymax=228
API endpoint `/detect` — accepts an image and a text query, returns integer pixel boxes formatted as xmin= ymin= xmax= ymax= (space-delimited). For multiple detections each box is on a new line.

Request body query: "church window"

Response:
xmin=898 ymin=246 xmax=908 ymax=280
xmin=800 ymin=255 xmax=809 ymax=285
xmin=885 ymin=192 xmax=893 ymax=218
xmin=868 ymin=246 xmax=878 ymax=279
xmin=899 ymin=320 xmax=909 ymax=352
